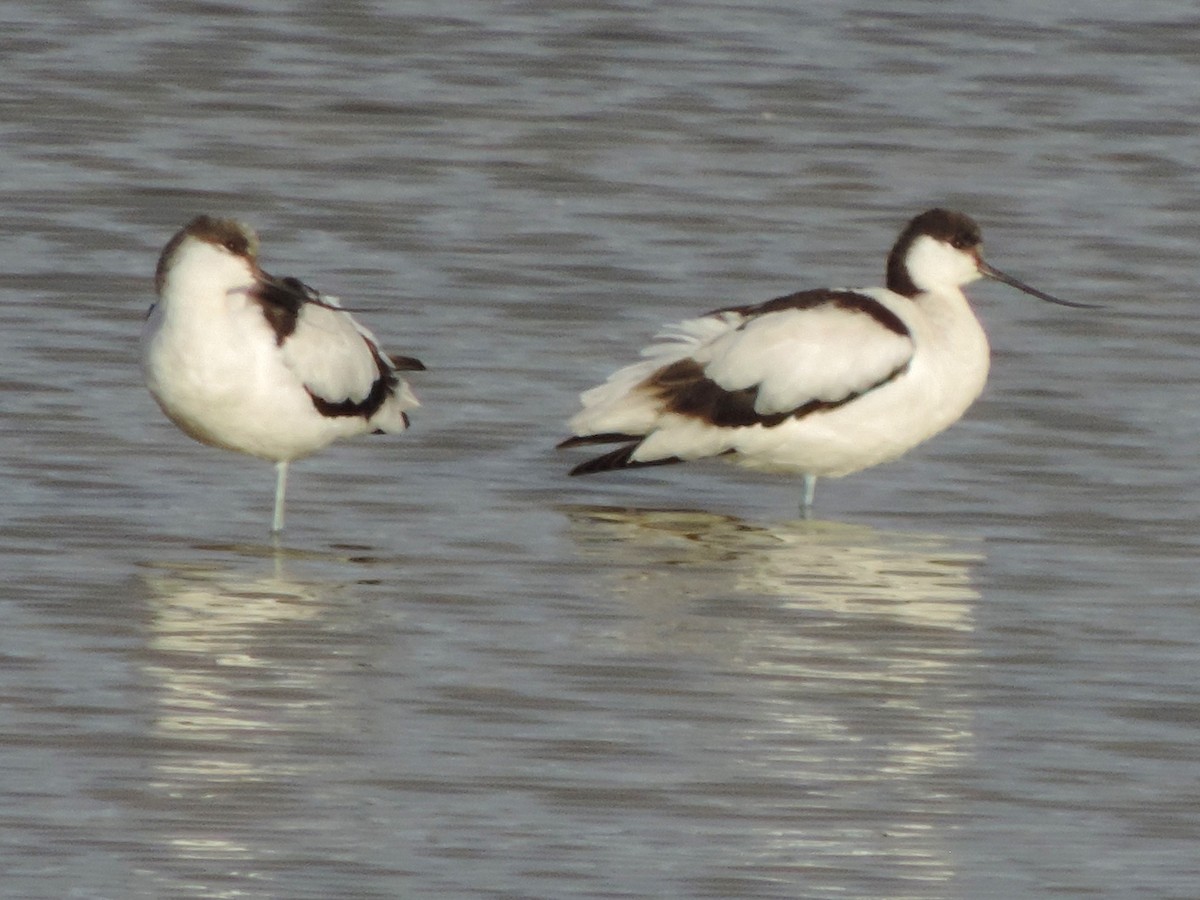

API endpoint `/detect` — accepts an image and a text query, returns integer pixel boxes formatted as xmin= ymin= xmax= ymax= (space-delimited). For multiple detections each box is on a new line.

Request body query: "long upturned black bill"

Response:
xmin=978 ymin=261 xmax=1099 ymax=309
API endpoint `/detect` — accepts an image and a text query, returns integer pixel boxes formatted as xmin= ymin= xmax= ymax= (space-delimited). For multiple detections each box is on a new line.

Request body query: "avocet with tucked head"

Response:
xmin=559 ymin=208 xmax=1091 ymax=512
xmin=142 ymin=215 xmax=423 ymax=533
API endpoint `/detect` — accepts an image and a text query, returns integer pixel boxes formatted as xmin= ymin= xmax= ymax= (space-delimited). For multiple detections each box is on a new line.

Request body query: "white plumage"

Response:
xmin=142 ymin=215 xmax=423 ymax=533
xmin=560 ymin=208 xmax=1089 ymax=510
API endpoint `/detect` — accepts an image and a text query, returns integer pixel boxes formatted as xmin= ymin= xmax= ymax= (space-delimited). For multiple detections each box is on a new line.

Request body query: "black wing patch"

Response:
xmin=557 ymin=432 xmax=644 ymax=449
xmin=714 ymin=288 xmax=910 ymax=338
xmin=305 ymin=340 xmax=399 ymax=421
xmin=648 ymin=290 xmax=911 ymax=429
xmin=646 ymin=359 xmax=791 ymax=429
xmin=562 ymin=289 xmax=912 ymax=475
xmin=566 ymin=444 xmax=683 ymax=477
xmin=644 ymin=356 xmax=909 ymax=430
xmin=250 ymin=275 xmax=312 ymax=345
xmin=250 ymin=270 xmax=420 ymax=424
xmin=390 ymin=354 xmax=426 ymax=372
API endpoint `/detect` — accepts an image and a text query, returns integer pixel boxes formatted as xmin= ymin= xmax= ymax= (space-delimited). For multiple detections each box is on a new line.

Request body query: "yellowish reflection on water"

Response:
xmin=136 ymin=559 xmax=359 ymax=884
xmin=564 ymin=507 xmax=983 ymax=890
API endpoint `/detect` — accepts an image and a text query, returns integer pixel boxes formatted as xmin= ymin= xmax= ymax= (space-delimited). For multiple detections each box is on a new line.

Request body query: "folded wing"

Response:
xmin=562 ymin=289 xmax=914 ymax=473
xmin=254 ymin=275 xmax=421 ymax=430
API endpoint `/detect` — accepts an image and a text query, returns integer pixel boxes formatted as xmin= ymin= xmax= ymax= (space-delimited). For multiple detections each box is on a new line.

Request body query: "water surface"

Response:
xmin=2 ymin=1 xmax=1200 ymax=897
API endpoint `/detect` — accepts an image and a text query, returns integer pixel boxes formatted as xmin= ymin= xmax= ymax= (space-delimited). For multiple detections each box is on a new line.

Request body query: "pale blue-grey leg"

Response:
xmin=801 ymin=474 xmax=817 ymax=518
xmin=272 ymin=461 xmax=289 ymax=534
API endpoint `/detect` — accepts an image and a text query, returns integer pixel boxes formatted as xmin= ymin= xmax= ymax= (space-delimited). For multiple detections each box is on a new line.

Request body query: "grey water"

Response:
xmin=2 ymin=1 xmax=1199 ymax=897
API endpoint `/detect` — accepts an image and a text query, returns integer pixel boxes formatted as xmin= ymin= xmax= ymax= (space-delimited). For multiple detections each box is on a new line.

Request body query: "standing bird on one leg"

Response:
xmin=558 ymin=208 xmax=1092 ymax=513
xmin=142 ymin=215 xmax=424 ymax=534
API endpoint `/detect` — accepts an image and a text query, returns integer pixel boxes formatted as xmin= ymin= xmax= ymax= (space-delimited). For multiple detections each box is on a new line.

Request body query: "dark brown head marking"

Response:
xmin=885 ymin=208 xmax=982 ymax=298
xmin=154 ymin=215 xmax=260 ymax=294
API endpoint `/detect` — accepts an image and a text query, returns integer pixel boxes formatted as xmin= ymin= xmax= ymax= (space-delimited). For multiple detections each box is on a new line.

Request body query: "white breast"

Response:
xmin=141 ymin=240 xmax=398 ymax=461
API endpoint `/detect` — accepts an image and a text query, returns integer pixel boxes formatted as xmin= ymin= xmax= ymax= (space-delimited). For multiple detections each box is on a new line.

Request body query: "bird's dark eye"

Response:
xmin=225 ymin=238 xmax=241 ymax=252
xmin=950 ymin=233 xmax=974 ymax=250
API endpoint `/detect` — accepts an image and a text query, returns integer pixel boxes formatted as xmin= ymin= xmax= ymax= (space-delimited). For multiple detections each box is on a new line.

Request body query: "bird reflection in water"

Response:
xmin=136 ymin=562 xmax=369 ymax=887
xmin=561 ymin=506 xmax=984 ymax=890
